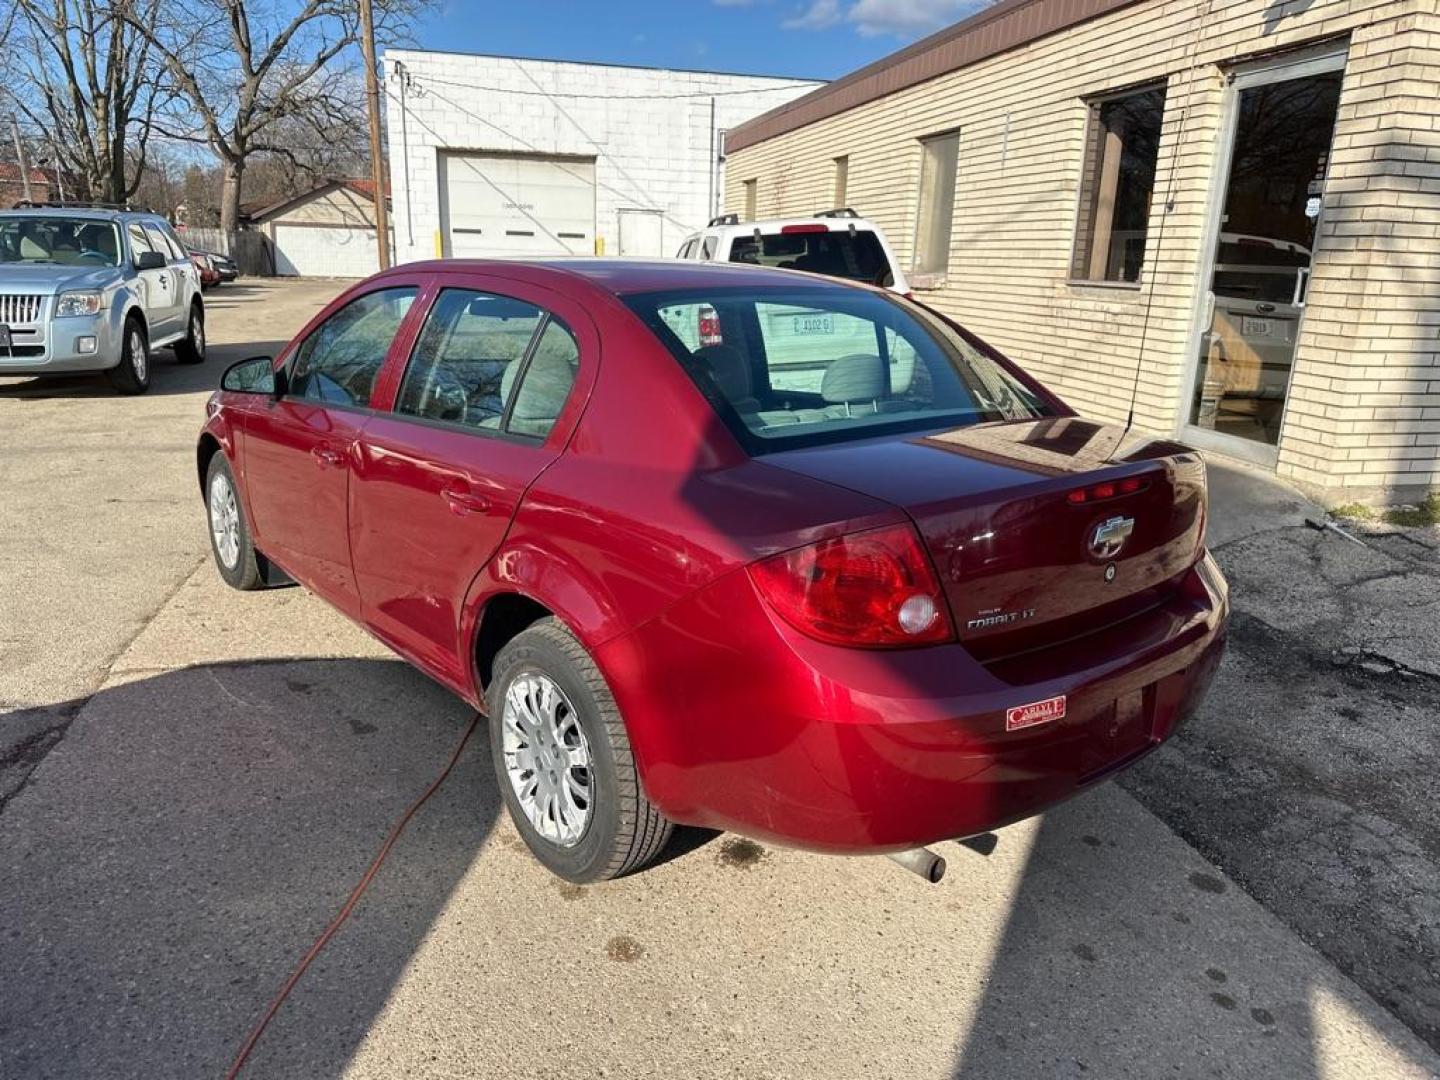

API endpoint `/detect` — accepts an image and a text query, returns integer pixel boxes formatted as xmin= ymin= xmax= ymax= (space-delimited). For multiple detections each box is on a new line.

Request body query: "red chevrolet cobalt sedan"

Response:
xmin=198 ymin=260 xmax=1228 ymax=883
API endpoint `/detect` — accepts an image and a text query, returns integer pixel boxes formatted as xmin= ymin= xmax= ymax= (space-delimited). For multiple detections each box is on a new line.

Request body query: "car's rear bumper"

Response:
xmin=598 ymin=552 xmax=1228 ymax=853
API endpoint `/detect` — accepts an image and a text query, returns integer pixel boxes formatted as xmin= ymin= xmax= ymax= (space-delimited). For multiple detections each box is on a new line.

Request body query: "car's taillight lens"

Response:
xmin=748 ymin=523 xmax=954 ymax=648
xmin=697 ymin=303 xmax=722 ymax=347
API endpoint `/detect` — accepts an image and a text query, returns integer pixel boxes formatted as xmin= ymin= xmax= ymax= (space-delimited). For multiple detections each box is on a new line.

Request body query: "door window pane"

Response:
xmin=289 ymin=286 xmax=417 ymax=408
xmin=142 ymin=223 xmax=175 ymax=260
xmin=913 ymin=131 xmax=959 ymax=274
xmin=396 ymin=289 xmax=548 ymax=431
xmin=508 ymin=319 xmax=579 ymax=438
xmin=1071 ymin=86 xmax=1166 ymax=283
xmin=127 ymin=222 xmax=152 ymax=257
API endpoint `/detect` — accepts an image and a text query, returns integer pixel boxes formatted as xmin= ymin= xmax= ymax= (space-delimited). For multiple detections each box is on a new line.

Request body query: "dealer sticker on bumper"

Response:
xmin=1006 ymin=695 xmax=1067 ymax=731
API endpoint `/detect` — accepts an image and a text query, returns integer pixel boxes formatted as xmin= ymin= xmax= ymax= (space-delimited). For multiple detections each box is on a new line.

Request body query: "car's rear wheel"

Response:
xmin=489 ymin=618 xmax=672 ymax=882
xmin=205 ymin=454 xmax=263 ymax=590
xmin=106 ymin=317 xmax=150 ymax=395
xmin=175 ymin=303 xmax=205 ymax=364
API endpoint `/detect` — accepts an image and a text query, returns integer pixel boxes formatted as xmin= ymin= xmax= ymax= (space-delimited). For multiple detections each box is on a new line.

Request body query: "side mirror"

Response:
xmin=221 ymin=355 xmax=279 ymax=396
xmin=136 ymin=251 xmax=166 ymax=271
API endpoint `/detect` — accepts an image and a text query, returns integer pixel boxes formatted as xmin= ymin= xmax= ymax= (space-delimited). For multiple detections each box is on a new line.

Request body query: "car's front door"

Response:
xmin=349 ymin=279 xmax=591 ymax=690
xmin=126 ymin=222 xmax=181 ymax=339
xmin=242 ymin=284 xmax=420 ymax=618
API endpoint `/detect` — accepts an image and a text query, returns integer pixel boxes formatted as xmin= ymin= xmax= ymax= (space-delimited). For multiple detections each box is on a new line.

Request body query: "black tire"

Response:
xmin=106 ymin=316 xmax=150 ymax=395
xmin=174 ymin=302 xmax=205 ymax=364
xmin=205 ymin=454 xmax=263 ymax=590
xmin=489 ymin=618 xmax=672 ymax=882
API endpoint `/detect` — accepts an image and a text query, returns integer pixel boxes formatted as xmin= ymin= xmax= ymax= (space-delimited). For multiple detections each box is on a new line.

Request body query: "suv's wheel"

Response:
xmin=205 ymin=454 xmax=263 ymax=590
xmin=489 ymin=618 xmax=672 ymax=882
xmin=175 ymin=303 xmax=205 ymax=365
xmin=106 ymin=317 xmax=150 ymax=395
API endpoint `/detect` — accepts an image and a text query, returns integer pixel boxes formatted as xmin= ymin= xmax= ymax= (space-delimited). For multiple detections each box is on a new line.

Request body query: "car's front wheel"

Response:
xmin=175 ymin=303 xmax=205 ymax=364
xmin=205 ymin=454 xmax=263 ymax=590
xmin=106 ymin=317 xmax=150 ymax=395
xmin=489 ymin=618 xmax=672 ymax=882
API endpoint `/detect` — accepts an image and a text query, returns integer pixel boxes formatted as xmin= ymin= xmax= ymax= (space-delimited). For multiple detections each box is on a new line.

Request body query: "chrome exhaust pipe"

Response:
xmin=884 ymin=846 xmax=946 ymax=883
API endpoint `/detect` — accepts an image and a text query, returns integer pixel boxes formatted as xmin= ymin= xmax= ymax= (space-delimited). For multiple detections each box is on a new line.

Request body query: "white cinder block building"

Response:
xmin=380 ymin=50 xmax=822 ymax=267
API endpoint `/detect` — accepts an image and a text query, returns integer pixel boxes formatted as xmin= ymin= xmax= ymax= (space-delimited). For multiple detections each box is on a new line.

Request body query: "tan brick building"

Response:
xmin=724 ymin=0 xmax=1440 ymax=503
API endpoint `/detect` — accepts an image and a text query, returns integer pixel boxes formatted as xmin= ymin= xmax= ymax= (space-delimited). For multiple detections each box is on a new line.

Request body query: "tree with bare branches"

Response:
xmin=9 ymin=0 xmax=167 ymax=204
xmin=125 ymin=0 xmax=419 ymax=238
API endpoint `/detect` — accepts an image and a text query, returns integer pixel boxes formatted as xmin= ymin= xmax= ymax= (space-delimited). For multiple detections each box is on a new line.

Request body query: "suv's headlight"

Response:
xmin=54 ymin=291 xmax=104 ymax=317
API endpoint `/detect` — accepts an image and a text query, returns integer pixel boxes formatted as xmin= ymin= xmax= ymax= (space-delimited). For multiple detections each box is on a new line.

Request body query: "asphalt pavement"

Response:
xmin=1 ymin=279 xmax=1436 ymax=1079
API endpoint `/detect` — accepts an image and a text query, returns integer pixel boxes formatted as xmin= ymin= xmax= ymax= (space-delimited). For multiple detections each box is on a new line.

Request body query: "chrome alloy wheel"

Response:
xmin=130 ymin=327 xmax=148 ymax=382
xmin=192 ymin=311 xmax=205 ymax=357
xmin=502 ymin=671 xmax=593 ymax=847
xmin=209 ymin=471 xmax=241 ymax=569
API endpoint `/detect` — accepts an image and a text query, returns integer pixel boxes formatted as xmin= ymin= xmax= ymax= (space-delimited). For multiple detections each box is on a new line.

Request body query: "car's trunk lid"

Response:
xmin=763 ymin=417 xmax=1208 ymax=663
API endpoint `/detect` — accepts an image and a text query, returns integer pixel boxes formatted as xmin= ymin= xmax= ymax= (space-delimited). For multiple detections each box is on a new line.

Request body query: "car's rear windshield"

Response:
xmin=0 ymin=216 xmax=122 ymax=267
xmin=624 ymin=286 xmax=1052 ymax=453
xmin=728 ymin=228 xmax=892 ymax=287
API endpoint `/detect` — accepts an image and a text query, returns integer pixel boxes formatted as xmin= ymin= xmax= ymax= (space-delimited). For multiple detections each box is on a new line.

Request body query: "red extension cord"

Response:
xmin=224 ymin=712 xmax=483 ymax=1079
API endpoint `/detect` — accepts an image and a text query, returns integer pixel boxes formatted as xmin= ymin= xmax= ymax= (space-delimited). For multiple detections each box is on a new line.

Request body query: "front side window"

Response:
xmin=914 ymin=130 xmax=959 ymax=275
xmin=289 ymin=287 xmax=417 ymax=408
xmin=627 ymin=285 xmax=1049 ymax=453
xmin=1071 ymin=85 xmax=1167 ymax=283
xmin=395 ymin=288 xmax=578 ymax=438
xmin=0 ymin=216 xmax=121 ymax=267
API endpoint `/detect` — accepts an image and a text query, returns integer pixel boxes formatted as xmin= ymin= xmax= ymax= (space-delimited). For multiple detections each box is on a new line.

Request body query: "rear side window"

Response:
xmin=396 ymin=288 xmax=578 ymax=438
xmin=142 ymin=223 xmax=178 ymax=260
xmin=700 ymin=236 xmax=718 ymax=260
xmin=728 ymin=229 xmax=892 ymax=287
xmin=627 ymin=285 xmax=1048 ymax=453
xmin=127 ymin=222 xmax=152 ymax=258
xmin=289 ymin=286 xmax=417 ymax=408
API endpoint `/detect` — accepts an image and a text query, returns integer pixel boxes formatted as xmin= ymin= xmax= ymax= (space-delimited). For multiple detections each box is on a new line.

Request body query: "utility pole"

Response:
xmin=8 ymin=115 xmax=34 ymax=203
xmin=359 ymin=0 xmax=391 ymax=270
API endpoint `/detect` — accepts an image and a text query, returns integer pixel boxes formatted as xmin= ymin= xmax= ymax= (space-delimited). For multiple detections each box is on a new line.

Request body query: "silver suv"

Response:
xmin=0 ymin=205 xmax=206 ymax=394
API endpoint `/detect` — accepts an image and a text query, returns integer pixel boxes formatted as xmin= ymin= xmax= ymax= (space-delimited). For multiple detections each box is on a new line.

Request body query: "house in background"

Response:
xmin=379 ymin=51 xmax=823 ymax=266
xmin=248 ymin=178 xmax=393 ymax=278
xmin=724 ymin=0 xmax=1440 ymax=503
xmin=1 ymin=163 xmax=60 ymax=207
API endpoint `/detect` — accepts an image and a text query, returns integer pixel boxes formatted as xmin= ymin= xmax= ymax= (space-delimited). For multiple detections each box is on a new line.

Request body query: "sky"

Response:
xmin=412 ymin=0 xmax=990 ymax=81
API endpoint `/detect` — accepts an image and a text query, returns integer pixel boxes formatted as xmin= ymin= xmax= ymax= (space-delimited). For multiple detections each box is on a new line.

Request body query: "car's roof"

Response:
xmin=390 ymin=257 xmax=868 ymax=296
xmin=0 ymin=206 xmax=160 ymax=222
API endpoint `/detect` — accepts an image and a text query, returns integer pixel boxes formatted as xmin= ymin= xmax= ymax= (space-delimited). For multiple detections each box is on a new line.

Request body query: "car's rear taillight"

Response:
xmin=697 ymin=304 xmax=722 ymax=347
xmin=748 ymin=523 xmax=954 ymax=648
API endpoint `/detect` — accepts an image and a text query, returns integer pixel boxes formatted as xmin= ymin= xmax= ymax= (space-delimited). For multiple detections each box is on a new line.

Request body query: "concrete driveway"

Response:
xmin=1 ymin=279 xmax=1436 ymax=1079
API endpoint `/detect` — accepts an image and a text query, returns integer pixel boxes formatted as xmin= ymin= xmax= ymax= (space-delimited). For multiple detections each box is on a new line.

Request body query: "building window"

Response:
xmin=1070 ymin=85 xmax=1167 ymax=283
xmin=913 ymin=130 xmax=959 ymax=275
xmin=833 ymin=155 xmax=849 ymax=208
xmin=743 ymin=179 xmax=757 ymax=220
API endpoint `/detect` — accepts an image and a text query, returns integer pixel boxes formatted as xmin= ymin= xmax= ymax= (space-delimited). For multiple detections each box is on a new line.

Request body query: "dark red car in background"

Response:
xmin=198 ymin=259 xmax=1227 ymax=883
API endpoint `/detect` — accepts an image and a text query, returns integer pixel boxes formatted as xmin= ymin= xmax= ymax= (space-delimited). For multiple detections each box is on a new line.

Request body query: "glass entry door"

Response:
xmin=1184 ymin=54 xmax=1344 ymax=461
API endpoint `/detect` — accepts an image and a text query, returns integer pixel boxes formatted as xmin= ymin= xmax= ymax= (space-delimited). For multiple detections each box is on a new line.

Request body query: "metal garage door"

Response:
xmin=272 ymin=224 xmax=380 ymax=278
xmin=439 ymin=153 xmax=596 ymax=257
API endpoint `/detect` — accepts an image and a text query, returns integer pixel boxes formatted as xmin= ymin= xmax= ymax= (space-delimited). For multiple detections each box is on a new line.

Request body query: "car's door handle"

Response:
xmin=441 ymin=484 xmax=490 ymax=516
xmin=311 ymin=445 xmax=345 ymax=468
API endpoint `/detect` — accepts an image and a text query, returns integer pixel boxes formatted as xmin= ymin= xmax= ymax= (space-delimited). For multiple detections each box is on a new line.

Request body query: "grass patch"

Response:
xmin=1332 ymin=493 xmax=1440 ymax=527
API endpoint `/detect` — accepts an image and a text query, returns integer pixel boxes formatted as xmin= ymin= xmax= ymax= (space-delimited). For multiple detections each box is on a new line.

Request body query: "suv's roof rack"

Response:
xmin=708 ymin=213 xmax=740 ymax=227
xmin=10 ymin=199 xmax=145 ymax=212
xmin=814 ymin=207 xmax=860 ymax=219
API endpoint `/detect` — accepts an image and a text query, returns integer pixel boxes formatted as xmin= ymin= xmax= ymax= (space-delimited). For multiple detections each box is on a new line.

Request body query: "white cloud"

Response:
xmin=782 ymin=0 xmax=844 ymax=30
xmin=781 ymin=0 xmax=985 ymax=36
xmin=848 ymin=0 xmax=984 ymax=36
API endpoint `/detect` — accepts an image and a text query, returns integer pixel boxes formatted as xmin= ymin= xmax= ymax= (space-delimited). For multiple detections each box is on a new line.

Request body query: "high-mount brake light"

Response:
xmin=748 ymin=524 xmax=954 ymax=648
xmin=779 ymin=224 xmax=828 ymax=234
xmin=1066 ymin=476 xmax=1149 ymax=504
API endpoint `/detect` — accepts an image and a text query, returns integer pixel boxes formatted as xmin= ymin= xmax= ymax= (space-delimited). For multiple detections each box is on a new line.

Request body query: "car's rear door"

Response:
xmin=241 ymin=281 xmax=422 ymax=618
xmin=126 ymin=222 xmax=180 ymax=339
xmin=349 ymin=275 xmax=595 ymax=690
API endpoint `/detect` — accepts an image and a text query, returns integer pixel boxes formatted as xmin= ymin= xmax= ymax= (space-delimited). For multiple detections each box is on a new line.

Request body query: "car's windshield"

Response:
xmin=0 ymin=216 xmax=122 ymax=267
xmin=728 ymin=228 xmax=893 ymax=287
xmin=625 ymin=285 xmax=1051 ymax=453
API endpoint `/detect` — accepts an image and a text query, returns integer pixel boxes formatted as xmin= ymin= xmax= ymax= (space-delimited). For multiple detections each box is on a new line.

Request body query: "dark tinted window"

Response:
xmin=728 ymin=229 xmax=892 ymax=287
xmin=1071 ymin=86 xmax=1167 ymax=283
xmin=289 ymin=287 xmax=417 ymax=408
xmin=396 ymin=288 xmax=577 ymax=438
xmin=627 ymin=285 xmax=1048 ymax=453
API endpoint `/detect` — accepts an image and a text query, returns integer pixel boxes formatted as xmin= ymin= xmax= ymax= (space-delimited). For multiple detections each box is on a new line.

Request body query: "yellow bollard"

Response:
xmin=434 ymin=230 xmax=444 ymax=259
xmin=594 ymin=236 xmax=604 ymax=256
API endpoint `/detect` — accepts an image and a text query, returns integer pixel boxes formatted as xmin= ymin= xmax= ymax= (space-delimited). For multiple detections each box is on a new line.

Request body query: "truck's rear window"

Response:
xmin=625 ymin=285 xmax=1051 ymax=454
xmin=728 ymin=229 xmax=892 ymax=288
